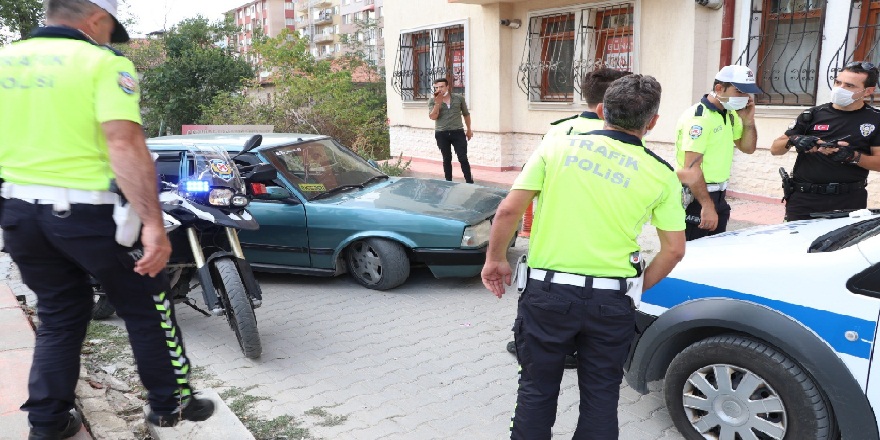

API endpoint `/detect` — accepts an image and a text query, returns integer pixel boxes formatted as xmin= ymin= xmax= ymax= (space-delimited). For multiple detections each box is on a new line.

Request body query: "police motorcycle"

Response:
xmin=93 ymin=135 xmax=274 ymax=359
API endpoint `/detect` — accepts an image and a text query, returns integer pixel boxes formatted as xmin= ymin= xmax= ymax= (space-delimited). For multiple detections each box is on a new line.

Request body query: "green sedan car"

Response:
xmin=148 ymin=133 xmax=510 ymax=290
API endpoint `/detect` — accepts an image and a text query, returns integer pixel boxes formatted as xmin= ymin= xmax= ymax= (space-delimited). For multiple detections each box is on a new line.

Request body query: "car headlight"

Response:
xmin=461 ymin=219 xmax=492 ymax=248
xmin=209 ymin=188 xmax=235 ymax=206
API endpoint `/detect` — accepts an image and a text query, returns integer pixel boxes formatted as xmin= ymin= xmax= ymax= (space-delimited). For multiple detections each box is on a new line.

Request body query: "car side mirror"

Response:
xmin=367 ymin=159 xmax=380 ymax=169
xmin=253 ymin=186 xmax=294 ymax=201
xmin=847 ymin=262 xmax=880 ymax=299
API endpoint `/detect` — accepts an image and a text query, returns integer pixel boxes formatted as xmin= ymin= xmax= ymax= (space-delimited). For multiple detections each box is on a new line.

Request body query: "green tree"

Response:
xmin=201 ymin=28 xmax=390 ymax=158
xmin=140 ymin=16 xmax=253 ymax=136
xmin=0 ymin=0 xmax=41 ymax=43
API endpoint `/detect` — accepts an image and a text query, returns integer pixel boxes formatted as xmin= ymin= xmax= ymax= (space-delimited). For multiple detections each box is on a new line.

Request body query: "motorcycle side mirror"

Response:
xmin=244 ymin=163 xmax=278 ymax=183
xmin=233 ymin=135 xmax=263 ymax=160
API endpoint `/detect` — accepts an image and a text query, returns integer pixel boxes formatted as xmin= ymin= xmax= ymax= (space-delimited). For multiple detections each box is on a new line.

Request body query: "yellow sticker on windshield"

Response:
xmin=299 ymin=183 xmax=326 ymax=192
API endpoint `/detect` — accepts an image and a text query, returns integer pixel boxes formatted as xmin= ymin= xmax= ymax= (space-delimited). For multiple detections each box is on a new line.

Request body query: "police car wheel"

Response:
xmin=665 ymin=335 xmax=835 ymax=440
xmin=345 ymin=238 xmax=410 ymax=290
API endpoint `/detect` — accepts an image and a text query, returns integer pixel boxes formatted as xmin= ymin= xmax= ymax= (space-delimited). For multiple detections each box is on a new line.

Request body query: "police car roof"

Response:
xmin=147 ymin=133 xmax=328 ymax=152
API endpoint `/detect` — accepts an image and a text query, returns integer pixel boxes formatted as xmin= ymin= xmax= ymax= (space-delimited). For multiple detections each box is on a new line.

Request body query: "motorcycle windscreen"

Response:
xmin=179 ymin=146 xmax=247 ymax=194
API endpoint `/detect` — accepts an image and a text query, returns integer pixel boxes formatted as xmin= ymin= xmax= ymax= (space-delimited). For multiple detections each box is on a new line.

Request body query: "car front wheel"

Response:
xmin=664 ymin=335 xmax=835 ymax=440
xmin=345 ymin=238 xmax=410 ymax=290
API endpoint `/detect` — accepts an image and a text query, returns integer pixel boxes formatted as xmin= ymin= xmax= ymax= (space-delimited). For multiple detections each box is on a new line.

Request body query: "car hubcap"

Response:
xmin=350 ymin=242 xmax=382 ymax=283
xmin=681 ymin=364 xmax=786 ymax=439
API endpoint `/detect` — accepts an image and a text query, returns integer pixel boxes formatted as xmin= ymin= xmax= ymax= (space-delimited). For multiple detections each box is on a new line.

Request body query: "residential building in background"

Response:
xmin=227 ymin=0 xmax=296 ymax=63
xmin=294 ymin=0 xmax=384 ymax=63
xmin=226 ymin=0 xmax=384 ymax=65
xmin=386 ymin=0 xmax=880 ymax=203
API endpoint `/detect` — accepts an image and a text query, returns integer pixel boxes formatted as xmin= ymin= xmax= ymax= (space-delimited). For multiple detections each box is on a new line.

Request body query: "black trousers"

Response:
xmin=685 ymin=190 xmax=731 ymax=241
xmin=510 ymin=276 xmax=635 ymax=440
xmin=785 ymin=189 xmax=867 ymax=221
xmin=1 ymin=199 xmax=192 ymax=428
xmin=434 ymin=129 xmax=473 ymax=183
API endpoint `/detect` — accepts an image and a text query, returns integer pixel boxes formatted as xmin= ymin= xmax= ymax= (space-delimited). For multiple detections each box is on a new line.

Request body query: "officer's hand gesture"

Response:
xmin=789 ymin=135 xmax=822 ymax=154
xmin=481 ymin=260 xmax=512 ymax=298
xmin=699 ymin=205 xmax=719 ymax=231
xmin=135 ymin=223 xmax=172 ymax=277
xmin=736 ymin=95 xmax=756 ymax=121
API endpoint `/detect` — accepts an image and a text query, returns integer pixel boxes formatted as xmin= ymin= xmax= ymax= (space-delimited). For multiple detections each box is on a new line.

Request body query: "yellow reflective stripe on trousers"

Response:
xmin=152 ymin=290 xmax=192 ymax=404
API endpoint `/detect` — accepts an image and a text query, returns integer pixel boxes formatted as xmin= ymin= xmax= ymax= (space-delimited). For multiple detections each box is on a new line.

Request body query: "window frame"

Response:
xmin=519 ymin=2 xmax=640 ymax=106
xmin=538 ymin=14 xmax=576 ymax=102
xmin=393 ymin=20 xmax=470 ymax=105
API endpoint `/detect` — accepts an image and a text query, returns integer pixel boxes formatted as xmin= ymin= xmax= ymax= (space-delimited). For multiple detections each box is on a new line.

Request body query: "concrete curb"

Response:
xmin=144 ymin=389 xmax=254 ymax=440
xmin=0 ymin=284 xmax=250 ymax=439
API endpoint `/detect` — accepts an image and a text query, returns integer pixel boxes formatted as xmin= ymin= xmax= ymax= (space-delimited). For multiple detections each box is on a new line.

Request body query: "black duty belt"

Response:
xmin=792 ymin=180 xmax=867 ymax=195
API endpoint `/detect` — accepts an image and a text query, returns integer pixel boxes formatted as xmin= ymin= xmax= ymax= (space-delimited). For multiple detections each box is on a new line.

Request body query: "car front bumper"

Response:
xmin=411 ymin=247 xmax=488 ymax=278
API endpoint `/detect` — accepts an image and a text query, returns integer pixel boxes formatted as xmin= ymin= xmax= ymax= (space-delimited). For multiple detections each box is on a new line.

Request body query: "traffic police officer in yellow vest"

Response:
xmin=482 ymin=75 xmax=686 ymax=440
xmin=504 ymin=67 xmax=632 ymax=369
xmin=0 ymin=1 xmax=213 ymax=438
xmin=675 ymin=65 xmax=760 ymax=240
xmin=545 ymin=68 xmax=631 ymax=138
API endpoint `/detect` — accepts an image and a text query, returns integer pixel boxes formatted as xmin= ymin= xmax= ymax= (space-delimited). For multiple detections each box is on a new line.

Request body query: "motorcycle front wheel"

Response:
xmin=211 ymin=257 xmax=262 ymax=359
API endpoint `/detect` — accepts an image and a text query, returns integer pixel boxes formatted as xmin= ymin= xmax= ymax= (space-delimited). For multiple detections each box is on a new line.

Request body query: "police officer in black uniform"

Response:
xmin=0 ymin=1 xmax=213 ymax=438
xmin=771 ymin=61 xmax=880 ymax=220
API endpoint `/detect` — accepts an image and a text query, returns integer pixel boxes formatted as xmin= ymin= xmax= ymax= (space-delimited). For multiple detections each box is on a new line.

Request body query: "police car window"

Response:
xmin=809 ymin=217 xmax=880 ymax=253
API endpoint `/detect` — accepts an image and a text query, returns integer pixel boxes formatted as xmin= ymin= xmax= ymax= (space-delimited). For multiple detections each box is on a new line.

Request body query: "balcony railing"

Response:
xmin=314 ymin=12 xmax=333 ymax=24
xmin=314 ymin=33 xmax=334 ymax=43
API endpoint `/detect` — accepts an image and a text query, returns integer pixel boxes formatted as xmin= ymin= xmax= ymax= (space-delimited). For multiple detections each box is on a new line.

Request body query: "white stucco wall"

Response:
xmin=385 ymin=0 xmax=880 ymax=201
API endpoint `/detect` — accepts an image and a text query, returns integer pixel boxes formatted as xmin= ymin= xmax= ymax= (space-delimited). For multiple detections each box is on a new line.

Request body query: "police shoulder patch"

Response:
xmin=689 ymin=125 xmax=703 ymax=140
xmin=861 ymin=123 xmax=876 ymax=137
xmin=118 ymin=72 xmax=138 ymax=95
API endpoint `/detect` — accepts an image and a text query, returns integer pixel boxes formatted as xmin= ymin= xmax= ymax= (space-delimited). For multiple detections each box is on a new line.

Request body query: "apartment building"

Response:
xmin=293 ymin=0 xmax=384 ymax=62
xmin=227 ymin=0 xmax=297 ymax=60
xmin=227 ymin=0 xmax=384 ymax=66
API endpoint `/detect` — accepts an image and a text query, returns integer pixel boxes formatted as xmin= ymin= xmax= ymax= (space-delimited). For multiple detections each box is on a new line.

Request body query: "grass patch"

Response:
xmin=305 ymin=407 xmax=348 ymax=427
xmin=220 ymin=386 xmax=344 ymax=440
xmin=82 ymin=321 xmax=132 ymax=364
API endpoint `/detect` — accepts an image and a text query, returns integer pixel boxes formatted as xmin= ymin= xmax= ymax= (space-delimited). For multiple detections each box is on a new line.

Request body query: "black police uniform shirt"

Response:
xmin=785 ymin=103 xmax=880 ymax=184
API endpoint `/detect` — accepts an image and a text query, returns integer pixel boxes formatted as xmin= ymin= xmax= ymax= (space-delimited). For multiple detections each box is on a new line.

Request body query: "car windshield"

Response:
xmin=266 ymin=139 xmax=387 ymax=200
xmin=809 ymin=216 xmax=880 ymax=252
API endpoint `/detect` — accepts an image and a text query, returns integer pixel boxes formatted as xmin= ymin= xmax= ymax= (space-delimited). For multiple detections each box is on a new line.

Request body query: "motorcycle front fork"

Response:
xmin=186 ymin=226 xmax=263 ymax=314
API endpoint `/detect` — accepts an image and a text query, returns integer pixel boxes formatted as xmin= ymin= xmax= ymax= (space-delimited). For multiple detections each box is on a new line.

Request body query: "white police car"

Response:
xmin=625 ymin=210 xmax=880 ymax=440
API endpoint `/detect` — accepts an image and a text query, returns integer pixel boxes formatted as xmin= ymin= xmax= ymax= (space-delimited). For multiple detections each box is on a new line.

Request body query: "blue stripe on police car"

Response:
xmin=644 ymin=277 xmax=876 ymax=359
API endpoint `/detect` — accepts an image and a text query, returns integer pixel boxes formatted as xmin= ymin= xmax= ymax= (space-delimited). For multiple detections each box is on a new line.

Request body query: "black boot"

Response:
xmin=28 ymin=409 xmax=82 ymax=440
xmin=146 ymin=395 xmax=215 ymax=427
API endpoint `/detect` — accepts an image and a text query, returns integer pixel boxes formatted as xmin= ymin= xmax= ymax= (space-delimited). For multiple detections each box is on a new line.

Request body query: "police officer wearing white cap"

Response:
xmin=0 ymin=1 xmax=213 ymax=438
xmin=770 ymin=61 xmax=880 ymax=220
xmin=674 ymin=65 xmax=760 ymax=240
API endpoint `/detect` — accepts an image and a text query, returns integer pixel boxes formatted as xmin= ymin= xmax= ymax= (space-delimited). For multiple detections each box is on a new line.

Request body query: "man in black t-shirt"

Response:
xmin=770 ymin=62 xmax=880 ymax=220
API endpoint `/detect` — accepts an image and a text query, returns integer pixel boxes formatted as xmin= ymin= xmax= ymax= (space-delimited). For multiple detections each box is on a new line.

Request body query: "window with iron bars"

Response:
xmin=736 ymin=0 xmax=826 ymax=105
xmin=826 ymin=1 xmax=880 ymax=91
xmin=392 ymin=24 xmax=465 ymax=101
xmin=737 ymin=0 xmax=880 ymax=106
xmin=517 ymin=3 xmax=634 ymax=103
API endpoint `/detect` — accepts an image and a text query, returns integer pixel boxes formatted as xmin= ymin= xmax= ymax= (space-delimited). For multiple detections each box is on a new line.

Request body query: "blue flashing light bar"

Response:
xmin=184 ymin=180 xmax=211 ymax=193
